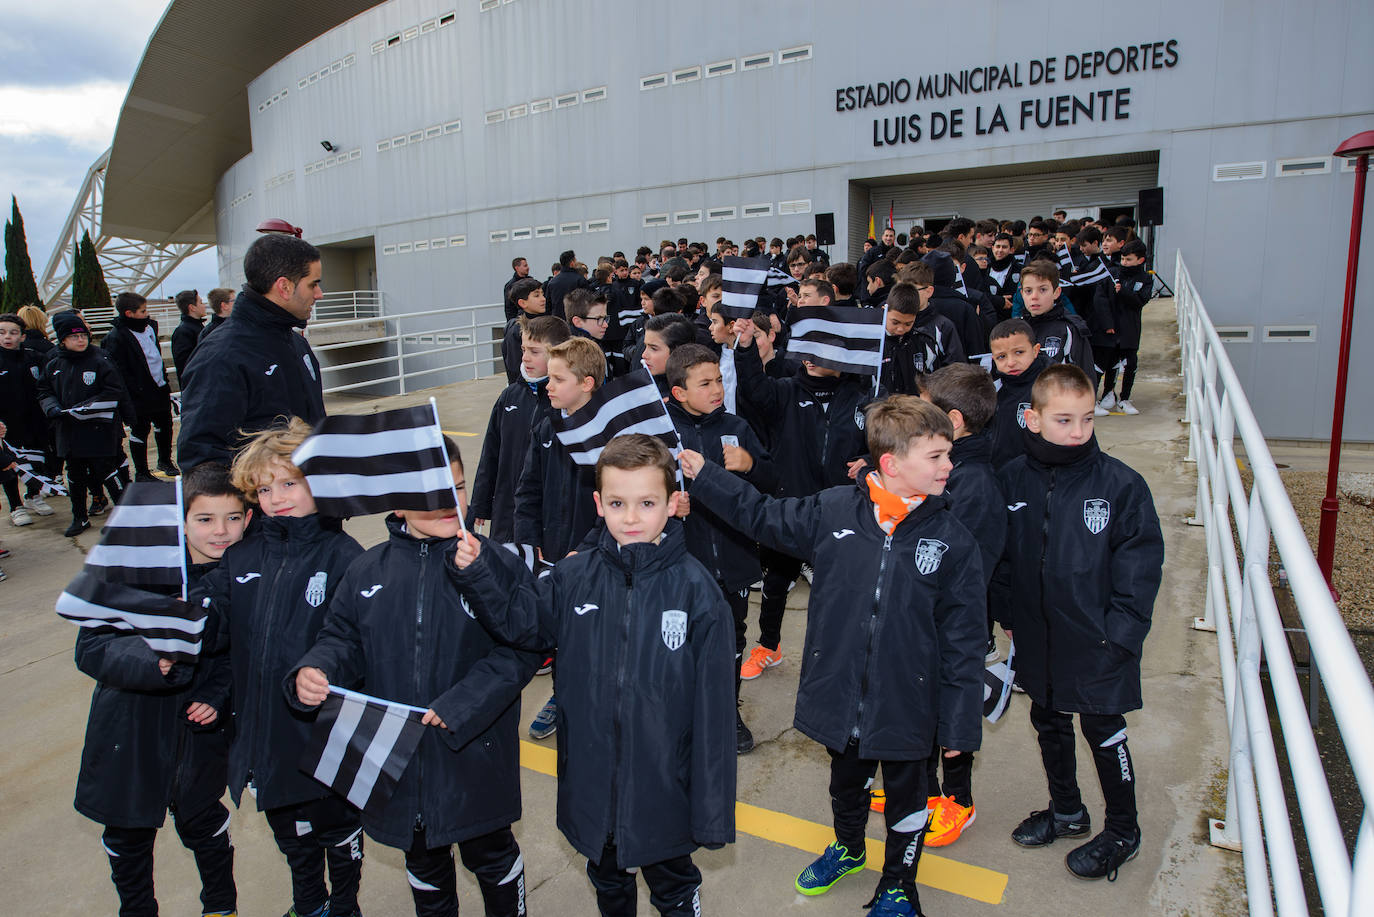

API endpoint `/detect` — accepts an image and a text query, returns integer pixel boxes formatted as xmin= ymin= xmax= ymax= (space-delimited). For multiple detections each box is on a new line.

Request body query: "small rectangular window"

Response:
xmin=585 ymin=219 xmax=610 ymax=233
xmin=742 ymin=203 xmax=773 ymax=218
xmin=371 ymin=39 xmax=387 ymax=54
xmin=779 ymin=198 xmax=812 ymax=214
xmin=1276 ymin=157 xmax=1331 ymax=177
xmin=1213 ymin=161 xmax=1265 ymax=182
xmin=559 ymin=221 xmax=582 ymax=235
xmin=530 ymin=98 xmax=553 ymax=114
xmin=413 ymin=240 xmax=430 ymax=251
xmin=402 ymin=26 xmax=419 ymax=41
xmin=705 ymin=59 xmax=735 ymax=77
xmin=1214 ymin=326 xmax=1254 ymax=342
xmin=392 ymin=135 xmax=408 ymax=147
xmin=408 ymin=131 xmax=424 ymax=143
xmin=642 ymin=212 xmax=670 ymax=227
xmin=420 ymin=19 xmax=437 ymax=33
xmin=741 ymin=52 xmax=773 ymax=70
xmin=672 ymin=66 xmax=702 ymax=84
xmin=449 ymin=235 xmax=466 ymax=246
xmin=425 ymin=125 xmax=443 ymax=139
xmin=489 ymin=230 xmax=508 ymax=243
xmin=303 ymin=163 xmax=315 ymax=174
xmin=511 ymin=227 xmax=533 ymax=241
xmin=779 ymin=44 xmax=813 ymax=64
xmin=397 ymin=242 xmax=413 ymax=253
xmin=707 ymin=206 xmax=736 ymax=221
xmin=1263 ymin=325 xmax=1317 ymax=343
xmin=443 ymin=119 xmax=462 ymax=133
xmin=438 ymin=12 xmax=455 ymax=26
xmin=343 ymin=53 xmax=356 ymax=66
xmin=431 ymin=238 xmax=448 ymax=248
xmin=674 ymin=210 xmax=702 ymax=224
xmin=382 ymin=244 xmax=397 ymax=255
xmin=298 ymin=79 xmax=309 ymax=90
xmin=581 ymin=86 xmax=607 ymax=103
xmin=507 ymin=103 xmax=528 ymax=119
xmin=535 ymin=225 xmax=557 ymax=238
xmin=485 ymin=110 xmax=506 ymax=124
xmin=640 ymin=73 xmax=668 ymax=91
xmin=480 ymin=0 xmax=499 ymax=10
xmin=387 ymin=34 xmax=402 ymax=47
xmin=330 ymin=61 xmax=343 ymax=73
xmin=347 ymin=149 xmax=360 ymax=160
xmin=555 ymin=92 xmax=579 ymax=108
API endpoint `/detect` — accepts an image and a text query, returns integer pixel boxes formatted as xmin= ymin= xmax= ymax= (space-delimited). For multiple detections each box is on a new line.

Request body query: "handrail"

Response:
xmin=1176 ymin=251 xmax=1373 ymax=917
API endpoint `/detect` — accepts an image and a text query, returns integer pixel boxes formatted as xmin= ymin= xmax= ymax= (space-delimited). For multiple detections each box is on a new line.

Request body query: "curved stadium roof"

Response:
xmin=101 ymin=0 xmax=384 ymax=243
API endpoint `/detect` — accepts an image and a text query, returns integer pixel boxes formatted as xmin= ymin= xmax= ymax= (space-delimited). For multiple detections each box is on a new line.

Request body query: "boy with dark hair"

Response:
xmin=723 ymin=314 xmax=877 ymax=686
xmin=566 ymin=288 xmax=613 ymax=380
xmin=0 ymin=312 xmax=54 ymax=524
xmin=679 ymin=396 xmax=985 ymax=917
xmin=208 ymin=420 xmax=366 ymax=917
xmin=291 ymin=442 xmax=539 ymax=917
xmin=995 ymin=364 xmax=1164 ymax=880
xmin=171 ymin=289 xmax=206 ymax=383
xmin=987 ymin=318 xmax=1050 ymax=468
xmin=864 ymin=259 xmax=897 ymax=309
xmin=200 ymin=288 xmax=235 ymax=342
xmin=1019 ymin=261 xmax=1096 ymax=381
xmin=502 ymin=278 xmax=548 ymax=384
xmin=985 ymin=234 xmax=1020 ymax=319
xmin=666 ymin=344 xmax=778 ymax=753
xmin=1022 ymin=220 xmax=1051 ymax=263
xmin=922 ymin=251 xmax=993 ymax=360
xmin=1098 ymin=240 xmax=1154 ymax=416
xmin=471 ymin=315 xmax=568 ymax=543
xmin=826 ymin=262 xmax=858 ymax=303
xmin=75 ymin=461 xmax=245 ymax=917
xmin=104 ymin=291 xmax=178 ymax=480
xmin=879 ymin=281 xmax=964 ymax=395
xmin=1101 ymin=226 xmax=1131 ymax=260
xmin=453 ymin=434 xmax=736 ymax=917
xmin=606 ymin=258 xmax=642 ymax=370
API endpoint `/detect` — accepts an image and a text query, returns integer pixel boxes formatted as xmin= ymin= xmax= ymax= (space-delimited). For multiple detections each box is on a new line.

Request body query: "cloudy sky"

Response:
xmin=0 ymin=0 xmax=218 ymax=302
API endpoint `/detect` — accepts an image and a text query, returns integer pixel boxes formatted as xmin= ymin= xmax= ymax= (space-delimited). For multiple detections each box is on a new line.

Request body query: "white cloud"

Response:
xmin=0 ymin=82 xmax=126 ymax=150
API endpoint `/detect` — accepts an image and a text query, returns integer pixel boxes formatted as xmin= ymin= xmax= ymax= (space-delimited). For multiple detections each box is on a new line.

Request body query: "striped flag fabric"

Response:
xmin=300 ymin=686 xmax=428 ymax=814
xmin=720 ymin=256 xmax=769 ymax=319
xmin=0 ymin=439 xmax=65 ymax=495
xmin=551 ymin=368 xmax=681 ymax=466
xmin=57 ymin=570 xmax=205 ymax=661
xmin=84 ymin=481 xmax=185 ymax=589
xmin=1056 ymin=247 xmax=1113 ymax=288
xmin=785 ymin=305 xmax=886 ymax=375
xmin=66 ymin=400 xmax=119 ymax=422
xmin=984 ymin=641 xmax=1016 ymax=723
xmin=291 ymin=405 xmax=458 ymax=517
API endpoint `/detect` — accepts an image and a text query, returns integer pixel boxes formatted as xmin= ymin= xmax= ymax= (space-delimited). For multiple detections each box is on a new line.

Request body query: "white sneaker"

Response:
xmin=1120 ymin=399 xmax=1140 ymax=415
xmin=1094 ymin=403 xmax=1110 ymax=417
xmin=1099 ymin=391 xmax=1116 ymax=411
xmin=23 ymin=496 xmax=54 ymax=516
xmin=9 ymin=508 xmax=34 ymax=526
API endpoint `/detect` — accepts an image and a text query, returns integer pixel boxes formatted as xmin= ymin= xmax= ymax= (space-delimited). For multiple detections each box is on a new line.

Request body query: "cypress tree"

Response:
xmin=82 ymin=232 xmax=113 ymax=312
xmin=2 ymin=197 xmax=41 ymax=313
xmin=71 ymin=241 xmax=91 ymax=312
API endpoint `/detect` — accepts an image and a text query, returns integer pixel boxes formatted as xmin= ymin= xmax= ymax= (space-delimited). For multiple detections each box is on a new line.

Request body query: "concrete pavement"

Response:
xmin=0 ymin=300 xmax=1247 ymax=915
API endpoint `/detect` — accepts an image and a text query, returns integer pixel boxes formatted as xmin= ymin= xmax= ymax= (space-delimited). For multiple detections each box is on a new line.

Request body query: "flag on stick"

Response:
xmin=57 ymin=571 xmax=205 ymax=661
xmin=84 ymin=481 xmax=185 ymax=589
xmin=292 ymin=405 xmax=458 ymax=517
xmin=65 ymin=400 xmax=119 ymax=422
xmin=720 ymin=256 xmax=769 ymax=319
xmin=552 ymin=368 xmax=681 ymax=466
xmin=300 ymin=686 xmax=428 ymax=814
xmin=984 ymin=641 xmax=1017 ymax=723
xmin=785 ymin=306 xmax=886 ymax=375
xmin=0 ymin=439 xmax=66 ymax=495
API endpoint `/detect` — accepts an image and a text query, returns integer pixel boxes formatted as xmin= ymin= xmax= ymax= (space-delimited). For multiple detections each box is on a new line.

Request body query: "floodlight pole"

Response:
xmin=1316 ymin=132 xmax=1374 ymax=592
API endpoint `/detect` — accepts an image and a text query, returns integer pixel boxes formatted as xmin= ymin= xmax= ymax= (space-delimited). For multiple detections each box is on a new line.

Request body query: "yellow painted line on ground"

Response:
xmin=519 ymin=741 xmax=1007 ymax=905
xmin=442 ymin=429 xmax=480 ymax=437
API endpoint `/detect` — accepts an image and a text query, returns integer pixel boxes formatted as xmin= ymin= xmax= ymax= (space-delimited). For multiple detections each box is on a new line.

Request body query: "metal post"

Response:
xmin=1316 ymin=150 xmax=1368 ymax=590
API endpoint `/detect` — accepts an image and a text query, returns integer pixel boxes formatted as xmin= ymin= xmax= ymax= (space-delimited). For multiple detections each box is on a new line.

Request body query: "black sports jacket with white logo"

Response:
xmin=470 ymin=378 xmax=550 ymax=543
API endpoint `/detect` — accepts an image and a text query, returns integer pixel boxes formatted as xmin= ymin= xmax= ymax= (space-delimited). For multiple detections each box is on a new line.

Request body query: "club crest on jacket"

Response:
xmin=1041 ymin=336 xmax=1063 ymax=359
xmin=661 ymin=609 xmax=687 ymax=651
xmin=305 ymin=571 xmax=328 ymax=607
xmin=854 ymin=407 xmax=865 ymax=430
xmin=1084 ymin=499 xmax=1111 ymax=535
xmin=1017 ymin=403 xmax=1031 ymax=429
xmin=82 ymin=370 xmax=96 ymax=385
xmin=914 ymin=538 xmax=948 ymax=575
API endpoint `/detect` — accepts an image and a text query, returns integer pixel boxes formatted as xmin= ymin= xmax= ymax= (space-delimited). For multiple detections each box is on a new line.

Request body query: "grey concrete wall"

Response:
xmin=214 ymin=0 xmax=1374 ymax=439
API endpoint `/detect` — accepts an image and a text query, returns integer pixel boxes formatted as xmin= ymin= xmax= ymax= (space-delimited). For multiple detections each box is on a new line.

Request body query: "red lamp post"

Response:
xmin=1316 ymin=130 xmax=1374 ymax=593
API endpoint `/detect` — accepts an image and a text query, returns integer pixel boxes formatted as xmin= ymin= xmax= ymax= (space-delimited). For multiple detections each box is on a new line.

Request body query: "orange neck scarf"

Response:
xmin=866 ymin=470 xmax=925 ymax=535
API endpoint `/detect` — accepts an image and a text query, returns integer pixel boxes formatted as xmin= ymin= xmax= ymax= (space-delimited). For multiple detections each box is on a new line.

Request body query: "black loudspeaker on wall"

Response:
xmin=814 ymin=212 xmax=836 ymax=246
xmin=1138 ymin=187 xmax=1164 ymax=227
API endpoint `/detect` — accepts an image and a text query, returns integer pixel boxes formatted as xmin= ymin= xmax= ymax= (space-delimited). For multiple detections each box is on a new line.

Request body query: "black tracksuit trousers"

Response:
xmin=829 ymin=739 xmax=930 ymax=908
xmin=586 ymin=842 xmax=702 ymax=916
xmin=403 ymin=825 xmax=526 ymax=917
xmin=1029 ymin=701 xmax=1139 ymax=838
xmin=756 ymin=547 xmax=802 ymax=652
xmin=263 ymin=795 xmax=364 ymax=917
xmin=100 ymin=799 xmax=236 ymax=917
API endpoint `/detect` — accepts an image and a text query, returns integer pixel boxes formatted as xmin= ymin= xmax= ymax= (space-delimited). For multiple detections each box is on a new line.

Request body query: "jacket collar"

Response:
xmin=232 ymin=285 xmax=308 ymax=331
xmin=595 ymin=517 xmax=687 ymax=575
xmin=258 ymin=512 xmax=340 ymax=544
xmin=384 ymin=512 xmax=457 ymax=552
xmin=992 ymin=353 xmax=1048 ymax=387
xmin=951 ymin=430 xmax=993 ymax=466
xmin=854 ymin=472 xmax=946 ymax=530
xmin=666 ymin=401 xmax=725 ymax=427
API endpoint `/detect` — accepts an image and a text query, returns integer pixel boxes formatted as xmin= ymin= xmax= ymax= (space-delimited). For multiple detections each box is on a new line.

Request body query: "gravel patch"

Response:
xmin=1277 ymin=470 xmax=1374 ymax=630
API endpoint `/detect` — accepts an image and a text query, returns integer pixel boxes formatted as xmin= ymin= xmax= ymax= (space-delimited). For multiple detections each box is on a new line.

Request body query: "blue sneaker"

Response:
xmin=794 ymin=842 xmax=866 ymax=895
xmin=529 ymin=696 xmax=557 ymax=739
xmin=869 ymin=886 xmax=918 ymax=916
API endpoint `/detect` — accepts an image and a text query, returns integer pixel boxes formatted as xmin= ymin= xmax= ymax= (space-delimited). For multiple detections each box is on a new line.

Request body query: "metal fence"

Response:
xmin=1176 ymin=252 xmax=1373 ymax=917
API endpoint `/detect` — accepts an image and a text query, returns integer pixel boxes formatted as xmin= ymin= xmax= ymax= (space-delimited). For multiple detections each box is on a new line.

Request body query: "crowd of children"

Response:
xmin=0 ymin=208 xmax=1169 ymax=917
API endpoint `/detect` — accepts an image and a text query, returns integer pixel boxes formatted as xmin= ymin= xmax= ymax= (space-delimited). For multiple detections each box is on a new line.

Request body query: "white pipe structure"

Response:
xmin=1175 ymin=253 xmax=1374 ymax=917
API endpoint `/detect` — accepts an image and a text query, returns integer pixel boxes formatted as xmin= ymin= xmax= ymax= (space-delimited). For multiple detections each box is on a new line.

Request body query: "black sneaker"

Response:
xmin=134 ymin=472 xmax=158 ymax=484
xmin=736 ymin=709 xmax=755 ymax=755
xmin=1066 ymin=829 xmax=1141 ymax=881
xmin=1011 ymin=807 xmax=1091 ymax=847
xmin=156 ymin=461 xmax=181 ymax=477
xmin=88 ymin=497 xmax=109 ymax=517
xmin=64 ymin=518 xmax=91 ymax=537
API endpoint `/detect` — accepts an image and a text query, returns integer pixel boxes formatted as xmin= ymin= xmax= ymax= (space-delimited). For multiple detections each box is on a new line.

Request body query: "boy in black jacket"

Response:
xmin=453 ymin=435 xmax=736 ymax=917
xmin=0 ymin=313 xmax=54 ymax=523
xmin=725 ymin=314 xmax=877 ymax=685
xmin=501 ymin=278 xmax=547 ymax=384
xmin=206 ymin=419 xmax=366 ymax=917
xmin=1020 ymin=261 xmax=1097 ymax=382
xmin=666 ymin=344 xmax=778 ymax=754
xmin=679 ymin=396 xmax=986 ymax=917
xmin=291 ymin=443 xmax=540 ymax=917
xmin=75 ymin=462 xmax=245 ymax=917
xmin=988 ymin=319 xmax=1051 ymax=469
xmin=38 ymin=310 xmax=133 ymax=536
xmin=880 ymin=278 xmax=965 ymax=395
xmin=170 ymin=289 xmax=206 ymax=384
xmin=993 ymin=365 xmax=1164 ymax=880
xmin=103 ymin=292 xmax=177 ymax=480
xmin=470 ymin=316 xmax=568 ymax=542
xmin=1097 ymin=240 xmax=1154 ymax=416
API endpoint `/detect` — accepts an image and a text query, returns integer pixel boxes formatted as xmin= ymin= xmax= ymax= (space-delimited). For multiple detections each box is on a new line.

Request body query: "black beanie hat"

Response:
xmin=52 ymin=310 xmax=91 ymax=340
xmin=922 ymin=251 xmax=959 ymax=288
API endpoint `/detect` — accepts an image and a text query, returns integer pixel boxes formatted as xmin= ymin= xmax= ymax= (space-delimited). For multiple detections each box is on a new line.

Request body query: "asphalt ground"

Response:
xmin=0 ymin=301 xmax=1249 ymax=916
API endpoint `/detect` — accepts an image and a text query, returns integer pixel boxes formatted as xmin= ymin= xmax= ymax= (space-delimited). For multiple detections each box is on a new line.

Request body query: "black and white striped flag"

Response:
xmin=984 ymin=641 xmax=1016 ymax=723
xmin=56 ymin=570 xmax=205 ymax=661
xmin=66 ymin=400 xmax=120 ymax=422
xmin=300 ymin=686 xmax=428 ymax=814
xmin=0 ymin=439 xmax=65 ymax=495
xmin=551 ymin=368 xmax=681 ymax=466
xmin=785 ymin=306 xmax=886 ymax=375
xmin=720 ymin=256 xmax=769 ymax=319
xmin=1057 ymin=248 xmax=1113 ymax=288
xmin=85 ymin=481 xmax=185 ymax=589
xmin=292 ymin=405 xmax=459 ymax=517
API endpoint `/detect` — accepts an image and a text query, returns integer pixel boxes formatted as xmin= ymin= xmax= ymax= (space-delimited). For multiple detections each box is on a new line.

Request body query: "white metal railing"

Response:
xmin=1176 ymin=252 xmax=1374 ymax=917
xmin=306 ymin=301 xmax=506 ymax=396
xmin=315 ymin=289 xmax=383 ymax=322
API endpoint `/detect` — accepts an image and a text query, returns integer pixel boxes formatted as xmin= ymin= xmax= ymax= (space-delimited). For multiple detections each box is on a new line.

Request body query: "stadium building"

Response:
xmin=96 ymin=0 xmax=1373 ymax=439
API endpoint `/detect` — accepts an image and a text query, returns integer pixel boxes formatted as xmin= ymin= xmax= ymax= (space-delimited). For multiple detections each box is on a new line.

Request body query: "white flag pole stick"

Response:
xmin=873 ymin=304 xmax=890 ymax=397
xmin=429 ymin=397 xmax=469 ymax=536
xmin=175 ymin=475 xmax=188 ymax=602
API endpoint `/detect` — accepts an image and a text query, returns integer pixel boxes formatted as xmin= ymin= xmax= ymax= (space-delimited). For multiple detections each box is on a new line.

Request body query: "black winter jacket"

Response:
xmin=1111 ymin=264 xmax=1153 ymax=351
xmin=545 ymin=269 xmax=589 ymax=320
xmin=170 ymin=314 xmax=204 ymax=384
xmin=689 ymin=462 xmax=986 ymax=759
xmin=0 ymin=344 xmax=49 ymax=447
xmin=501 ymin=316 xmax=525 ymax=384
xmin=992 ymin=435 xmax=1164 ymax=714
xmin=667 ymin=403 xmax=777 ymax=591
xmin=198 ymin=313 xmax=227 ymax=343
xmin=37 ymin=344 xmax=132 ymax=458
xmin=606 ymin=277 xmax=643 ymax=346
xmin=944 ymin=432 xmax=1007 ymax=588
xmin=450 ymin=521 xmax=736 ymax=869
xmin=74 ymin=560 xmax=233 ymax=829
xmin=103 ymin=314 xmax=171 ymax=416
xmin=1026 ymin=305 xmax=1096 ymax=380
xmin=989 ymin=356 xmax=1049 ymax=469
xmin=470 ymin=378 xmax=551 ymax=543
xmin=176 ymin=287 xmax=325 ymax=471
xmin=514 ymin=415 xmax=599 ymax=559
xmin=204 ymin=513 xmax=362 ymax=809
xmin=732 ymin=339 xmax=874 ymax=499
xmin=927 ymin=289 xmax=991 ymax=359
xmin=287 ymin=516 xmax=540 ymax=848
xmin=22 ymin=328 xmax=54 ymax=362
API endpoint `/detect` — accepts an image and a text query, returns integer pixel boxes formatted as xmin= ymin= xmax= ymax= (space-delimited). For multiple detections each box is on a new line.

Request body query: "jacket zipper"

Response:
xmin=414 ymin=542 xmax=429 ymax=821
xmin=254 ymin=546 xmax=292 ymax=782
xmin=608 ymin=569 xmax=633 ymax=845
xmin=1040 ymin=469 xmax=1057 ymax=708
xmin=854 ymin=533 xmax=893 ymax=740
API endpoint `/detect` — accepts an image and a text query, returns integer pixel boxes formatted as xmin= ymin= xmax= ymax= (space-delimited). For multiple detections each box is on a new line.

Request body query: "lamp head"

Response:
xmin=1334 ymin=131 xmax=1374 ymax=160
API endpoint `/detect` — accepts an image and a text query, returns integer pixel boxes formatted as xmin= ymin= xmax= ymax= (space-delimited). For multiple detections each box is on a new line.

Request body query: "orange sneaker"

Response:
xmin=870 ymin=789 xmax=886 ymax=813
xmin=925 ymin=798 xmax=975 ymax=847
xmin=740 ymin=644 xmax=782 ymax=680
